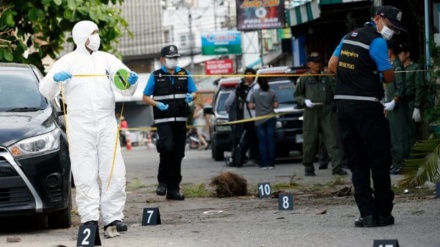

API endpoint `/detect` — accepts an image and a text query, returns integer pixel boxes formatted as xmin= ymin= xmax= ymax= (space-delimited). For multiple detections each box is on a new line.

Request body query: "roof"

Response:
xmin=218 ymin=77 xmax=242 ymax=83
xmin=0 ymin=63 xmax=33 ymax=70
xmin=257 ymin=66 xmax=308 ymax=75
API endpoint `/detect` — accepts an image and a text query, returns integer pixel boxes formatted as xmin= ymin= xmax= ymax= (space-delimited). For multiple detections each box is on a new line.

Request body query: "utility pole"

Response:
xmin=259 ymin=30 xmax=264 ymax=67
xmin=213 ymin=0 xmax=217 ymax=31
xmin=188 ymin=6 xmax=194 ymax=71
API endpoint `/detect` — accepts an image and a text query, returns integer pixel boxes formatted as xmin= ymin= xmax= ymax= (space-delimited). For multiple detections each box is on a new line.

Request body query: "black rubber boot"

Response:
xmin=156 ymin=183 xmax=167 ymax=196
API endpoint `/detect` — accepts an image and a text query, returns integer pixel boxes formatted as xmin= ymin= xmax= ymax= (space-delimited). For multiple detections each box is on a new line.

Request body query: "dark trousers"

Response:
xmin=256 ymin=118 xmax=276 ymax=167
xmin=318 ymin=135 xmax=330 ymax=167
xmin=242 ymin=121 xmax=258 ymax=161
xmin=230 ymin=123 xmax=246 ymax=166
xmin=156 ymin=121 xmax=187 ymax=191
xmin=336 ymin=100 xmax=394 ymax=217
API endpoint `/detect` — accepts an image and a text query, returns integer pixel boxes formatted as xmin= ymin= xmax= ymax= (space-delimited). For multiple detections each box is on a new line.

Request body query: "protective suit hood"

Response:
xmin=72 ymin=21 xmax=98 ymax=52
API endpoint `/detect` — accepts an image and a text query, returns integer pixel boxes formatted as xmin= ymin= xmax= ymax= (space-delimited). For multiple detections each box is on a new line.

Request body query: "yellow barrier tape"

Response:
xmin=218 ymin=110 xmax=303 ymax=125
xmin=126 ymin=110 xmax=304 ymax=132
xmin=71 ymin=69 xmax=429 ymax=79
xmin=73 ymin=74 xmax=110 ymax=77
xmin=107 ymin=103 xmax=125 ymax=191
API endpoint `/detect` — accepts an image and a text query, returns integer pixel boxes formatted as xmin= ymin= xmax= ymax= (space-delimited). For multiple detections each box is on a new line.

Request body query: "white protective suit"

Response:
xmin=39 ymin=21 xmax=137 ymax=225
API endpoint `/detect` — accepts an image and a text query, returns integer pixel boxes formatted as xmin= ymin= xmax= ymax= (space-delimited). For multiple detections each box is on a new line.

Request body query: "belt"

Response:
xmin=154 ymin=117 xmax=187 ymax=124
xmin=154 ymin=94 xmax=186 ymax=100
xmin=334 ymin=95 xmax=380 ymax=102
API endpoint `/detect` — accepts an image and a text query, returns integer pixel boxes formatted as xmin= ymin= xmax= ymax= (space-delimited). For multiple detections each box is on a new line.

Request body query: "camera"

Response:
xmin=236 ymin=81 xmax=248 ymax=102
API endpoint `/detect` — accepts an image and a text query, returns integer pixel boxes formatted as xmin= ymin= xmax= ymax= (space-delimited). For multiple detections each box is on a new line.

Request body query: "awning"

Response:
xmin=287 ymin=0 xmax=370 ymax=27
xmin=320 ymin=0 xmax=369 ymax=5
xmin=287 ymin=0 xmax=321 ymax=27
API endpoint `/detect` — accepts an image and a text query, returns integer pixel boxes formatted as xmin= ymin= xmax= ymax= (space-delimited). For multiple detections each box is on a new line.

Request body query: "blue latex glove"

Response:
xmin=185 ymin=93 xmax=193 ymax=103
xmin=128 ymin=71 xmax=138 ymax=85
xmin=53 ymin=71 xmax=72 ymax=82
xmin=156 ymin=102 xmax=169 ymax=111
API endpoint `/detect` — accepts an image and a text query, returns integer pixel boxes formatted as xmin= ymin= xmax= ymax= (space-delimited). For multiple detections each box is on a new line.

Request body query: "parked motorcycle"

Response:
xmin=187 ymin=127 xmax=200 ymax=149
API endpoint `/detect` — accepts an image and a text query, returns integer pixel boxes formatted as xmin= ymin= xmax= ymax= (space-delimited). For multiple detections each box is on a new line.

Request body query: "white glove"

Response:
xmin=305 ymin=99 xmax=313 ymax=108
xmin=384 ymin=100 xmax=396 ymax=111
xmin=412 ymin=108 xmax=421 ymax=122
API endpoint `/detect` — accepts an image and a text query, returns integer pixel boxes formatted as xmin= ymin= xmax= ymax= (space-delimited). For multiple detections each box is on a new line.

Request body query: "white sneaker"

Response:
xmin=268 ymin=166 xmax=274 ymax=169
xmin=260 ymin=167 xmax=268 ymax=170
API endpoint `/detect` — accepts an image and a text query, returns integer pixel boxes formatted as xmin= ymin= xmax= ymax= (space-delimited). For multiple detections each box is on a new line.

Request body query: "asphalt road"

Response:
xmin=1 ymin=146 xmax=439 ymax=247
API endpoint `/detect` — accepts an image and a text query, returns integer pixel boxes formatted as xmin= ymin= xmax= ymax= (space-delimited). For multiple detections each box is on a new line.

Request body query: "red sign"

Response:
xmin=205 ymin=59 xmax=234 ymax=75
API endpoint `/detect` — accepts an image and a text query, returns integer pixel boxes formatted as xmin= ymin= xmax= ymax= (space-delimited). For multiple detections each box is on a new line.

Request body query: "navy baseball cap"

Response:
xmin=161 ymin=45 xmax=180 ymax=58
xmin=398 ymin=43 xmax=411 ymax=52
xmin=375 ymin=5 xmax=406 ymax=32
xmin=307 ymin=52 xmax=322 ymax=62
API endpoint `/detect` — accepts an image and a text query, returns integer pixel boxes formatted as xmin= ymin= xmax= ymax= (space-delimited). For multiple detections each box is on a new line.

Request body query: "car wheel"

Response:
xmin=211 ymin=137 xmax=216 ymax=159
xmin=212 ymin=138 xmax=224 ymax=161
xmin=48 ymin=187 xmax=72 ymax=229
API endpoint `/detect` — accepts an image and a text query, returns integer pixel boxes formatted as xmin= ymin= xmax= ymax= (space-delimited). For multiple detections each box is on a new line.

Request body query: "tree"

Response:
xmin=0 ymin=0 xmax=129 ymax=74
xmin=399 ymin=40 xmax=440 ymax=187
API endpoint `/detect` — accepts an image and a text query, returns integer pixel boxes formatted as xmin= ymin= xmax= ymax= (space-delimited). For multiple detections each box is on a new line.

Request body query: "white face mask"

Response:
xmin=165 ymin=58 xmax=178 ymax=69
xmin=380 ymin=19 xmax=395 ymax=41
xmin=87 ymin=34 xmax=100 ymax=51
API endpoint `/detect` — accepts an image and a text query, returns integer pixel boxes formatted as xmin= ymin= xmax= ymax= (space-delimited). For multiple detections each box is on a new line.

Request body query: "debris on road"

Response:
xmin=210 ymin=171 xmax=248 ymax=197
xmin=6 ymin=236 xmax=21 ymax=243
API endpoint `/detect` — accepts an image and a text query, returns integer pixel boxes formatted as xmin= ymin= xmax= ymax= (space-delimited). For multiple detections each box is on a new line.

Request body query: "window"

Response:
xmin=215 ymin=91 xmax=231 ymax=115
xmin=180 ymin=35 xmax=187 ymax=46
xmin=270 ymin=81 xmax=296 ymax=104
xmin=0 ymin=70 xmax=47 ymax=111
xmin=164 ymin=30 xmax=170 ymax=44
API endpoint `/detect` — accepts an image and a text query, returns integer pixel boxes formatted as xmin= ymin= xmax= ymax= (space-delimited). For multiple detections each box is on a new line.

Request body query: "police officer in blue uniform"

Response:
xmin=328 ymin=6 xmax=406 ymax=227
xmin=143 ymin=45 xmax=197 ymax=200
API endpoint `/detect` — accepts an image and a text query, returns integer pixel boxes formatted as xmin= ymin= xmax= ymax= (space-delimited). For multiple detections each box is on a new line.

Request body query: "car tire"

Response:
xmin=211 ymin=138 xmax=224 ymax=161
xmin=48 ymin=187 xmax=72 ymax=229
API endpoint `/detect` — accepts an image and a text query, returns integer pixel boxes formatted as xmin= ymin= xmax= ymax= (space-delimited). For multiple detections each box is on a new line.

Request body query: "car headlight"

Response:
xmin=276 ymin=121 xmax=283 ymax=128
xmin=8 ymin=129 xmax=61 ymax=158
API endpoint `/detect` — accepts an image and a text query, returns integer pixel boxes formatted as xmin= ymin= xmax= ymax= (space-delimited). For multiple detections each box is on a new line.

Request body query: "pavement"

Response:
xmin=1 ymin=146 xmax=439 ymax=247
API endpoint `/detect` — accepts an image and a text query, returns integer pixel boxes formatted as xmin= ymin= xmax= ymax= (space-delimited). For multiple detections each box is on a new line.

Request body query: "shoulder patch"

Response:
xmin=351 ymin=32 xmax=358 ymax=37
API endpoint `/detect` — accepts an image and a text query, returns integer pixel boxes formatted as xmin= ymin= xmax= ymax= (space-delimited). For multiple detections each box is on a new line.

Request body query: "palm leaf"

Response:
xmin=398 ymin=138 xmax=440 ymax=187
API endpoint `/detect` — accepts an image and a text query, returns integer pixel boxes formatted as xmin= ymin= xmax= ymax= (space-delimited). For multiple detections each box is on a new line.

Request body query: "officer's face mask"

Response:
xmin=379 ymin=19 xmax=395 ymax=41
xmin=87 ymin=34 xmax=101 ymax=51
xmin=165 ymin=58 xmax=178 ymax=69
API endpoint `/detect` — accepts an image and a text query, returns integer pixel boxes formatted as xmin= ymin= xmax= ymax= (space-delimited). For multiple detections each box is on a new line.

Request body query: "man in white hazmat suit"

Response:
xmin=39 ymin=20 xmax=138 ymax=232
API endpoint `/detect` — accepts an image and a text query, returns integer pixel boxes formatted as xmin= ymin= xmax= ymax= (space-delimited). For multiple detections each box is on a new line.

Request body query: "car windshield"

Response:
xmin=0 ymin=70 xmax=47 ymax=112
xmin=270 ymin=81 xmax=296 ymax=104
xmin=215 ymin=91 xmax=232 ymax=115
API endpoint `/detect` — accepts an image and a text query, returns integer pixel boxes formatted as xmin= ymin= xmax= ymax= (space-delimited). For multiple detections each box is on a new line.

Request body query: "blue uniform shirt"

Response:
xmin=143 ymin=65 xmax=197 ymax=96
xmin=333 ymin=22 xmax=392 ymax=72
